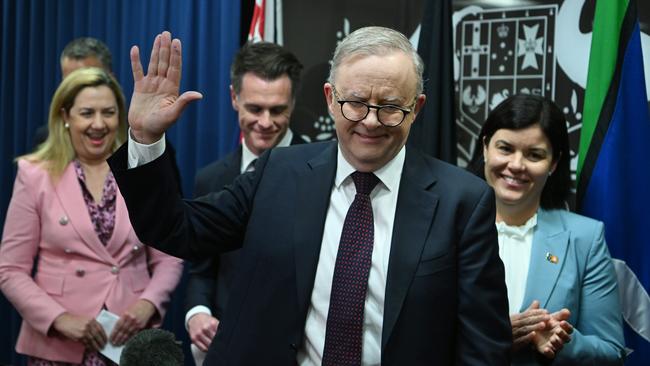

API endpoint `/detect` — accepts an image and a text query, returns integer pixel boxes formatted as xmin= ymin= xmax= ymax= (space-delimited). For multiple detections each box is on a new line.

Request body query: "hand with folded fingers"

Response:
xmin=52 ymin=312 xmax=107 ymax=351
xmin=510 ymin=300 xmax=552 ymax=352
xmin=110 ymin=299 xmax=157 ymax=346
xmin=532 ymin=308 xmax=573 ymax=359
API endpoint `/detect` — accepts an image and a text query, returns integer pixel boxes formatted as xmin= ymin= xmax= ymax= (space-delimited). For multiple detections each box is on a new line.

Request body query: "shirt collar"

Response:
xmin=496 ymin=214 xmax=538 ymax=238
xmin=334 ymin=144 xmax=406 ymax=193
xmin=241 ymin=129 xmax=294 ymax=173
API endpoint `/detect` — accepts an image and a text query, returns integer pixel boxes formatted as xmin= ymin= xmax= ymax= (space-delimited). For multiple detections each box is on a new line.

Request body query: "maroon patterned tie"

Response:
xmin=322 ymin=171 xmax=379 ymax=366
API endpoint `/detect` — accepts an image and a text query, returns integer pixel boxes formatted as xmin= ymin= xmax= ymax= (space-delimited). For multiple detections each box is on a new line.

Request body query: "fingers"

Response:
xmin=157 ymin=31 xmax=172 ymax=77
xmin=512 ymin=330 xmax=536 ymax=351
xmin=148 ymin=34 xmax=162 ymax=77
xmin=83 ymin=320 xmax=107 ymax=351
xmin=130 ymin=46 xmax=144 ymax=82
xmin=110 ymin=313 xmax=139 ymax=346
xmin=168 ymin=91 xmax=203 ymax=117
xmin=526 ymin=300 xmax=540 ymax=310
xmin=168 ymin=38 xmax=182 ymax=86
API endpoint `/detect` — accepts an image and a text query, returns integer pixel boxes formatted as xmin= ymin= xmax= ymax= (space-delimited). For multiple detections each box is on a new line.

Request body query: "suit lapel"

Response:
xmin=520 ymin=209 xmax=569 ymax=310
xmin=55 ymin=163 xmax=114 ymax=264
xmin=293 ymin=143 xmax=338 ymax=317
xmin=105 ymin=185 xmax=130 ymax=259
xmin=382 ymin=149 xmax=439 ymax=349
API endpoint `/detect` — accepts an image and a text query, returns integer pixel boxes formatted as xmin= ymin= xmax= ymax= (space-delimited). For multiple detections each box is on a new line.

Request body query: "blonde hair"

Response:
xmin=20 ymin=67 xmax=127 ymax=178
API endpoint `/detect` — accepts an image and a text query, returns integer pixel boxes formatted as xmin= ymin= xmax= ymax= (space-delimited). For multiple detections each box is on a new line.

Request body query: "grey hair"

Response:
xmin=327 ymin=26 xmax=424 ymax=95
xmin=60 ymin=37 xmax=112 ymax=71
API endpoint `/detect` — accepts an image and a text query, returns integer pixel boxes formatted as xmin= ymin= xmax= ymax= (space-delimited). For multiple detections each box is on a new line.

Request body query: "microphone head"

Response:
xmin=119 ymin=328 xmax=184 ymax=365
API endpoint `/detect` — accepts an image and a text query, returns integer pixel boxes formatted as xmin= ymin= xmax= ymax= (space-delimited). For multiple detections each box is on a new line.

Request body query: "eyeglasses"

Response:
xmin=331 ymin=87 xmax=416 ymax=127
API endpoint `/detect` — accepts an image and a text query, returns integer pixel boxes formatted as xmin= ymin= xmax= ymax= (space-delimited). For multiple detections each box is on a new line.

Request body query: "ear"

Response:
xmin=411 ymin=94 xmax=427 ymax=120
xmin=60 ymin=108 xmax=70 ymax=123
xmin=550 ymin=151 xmax=561 ymax=175
xmin=324 ymin=83 xmax=335 ymax=116
xmin=482 ymin=136 xmax=489 ymax=162
xmin=229 ymin=85 xmax=239 ymax=111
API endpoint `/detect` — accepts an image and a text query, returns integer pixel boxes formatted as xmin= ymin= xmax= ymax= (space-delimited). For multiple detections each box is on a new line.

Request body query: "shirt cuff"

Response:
xmin=185 ymin=305 xmax=212 ymax=331
xmin=127 ymin=128 xmax=166 ymax=168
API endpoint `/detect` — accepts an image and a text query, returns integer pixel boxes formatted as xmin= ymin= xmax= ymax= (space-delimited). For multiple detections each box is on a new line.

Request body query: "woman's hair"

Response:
xmin=21 ymin=67 xmax=126 ymax=178
xmin=467 ymin=94 xmax=571 ymax=209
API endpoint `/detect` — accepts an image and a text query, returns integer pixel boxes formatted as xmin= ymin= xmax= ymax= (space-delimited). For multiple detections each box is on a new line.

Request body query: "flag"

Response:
xmin=247 ymin=0 xmax=282 ymax=44
xmin=248 ymin=0 xmax=266 ymax=42
xmin=407 ymin=0 xmax=456 ymax=164
xmin=577 ymin=0 xmax=650 ymax=364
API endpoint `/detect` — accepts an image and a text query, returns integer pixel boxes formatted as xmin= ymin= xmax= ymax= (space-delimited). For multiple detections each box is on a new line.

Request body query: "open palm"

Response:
xmin=128 ymin=31 xmax=202 ymax=144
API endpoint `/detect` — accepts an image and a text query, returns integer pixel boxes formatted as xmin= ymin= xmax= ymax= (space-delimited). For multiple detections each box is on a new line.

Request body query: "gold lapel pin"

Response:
xmin=545 ymin=252 xmax=559 ymax=264
xmin=59 ymin=216 xmax=69 ymax=225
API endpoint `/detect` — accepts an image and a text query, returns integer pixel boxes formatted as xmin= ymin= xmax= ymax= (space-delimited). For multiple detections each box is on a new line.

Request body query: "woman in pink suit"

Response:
xmin=0 ymin=67 xmax=183 ymax=365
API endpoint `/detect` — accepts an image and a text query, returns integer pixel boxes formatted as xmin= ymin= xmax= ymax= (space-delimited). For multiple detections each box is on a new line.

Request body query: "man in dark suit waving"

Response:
xmin=110 ymin=27 xmax=511 ymax=365
xmin=186 ymin=42 xmax=303 ymax=365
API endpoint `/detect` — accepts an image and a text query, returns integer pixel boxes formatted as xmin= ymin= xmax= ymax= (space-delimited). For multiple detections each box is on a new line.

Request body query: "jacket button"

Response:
xmin=111 ymin=266 xmax=119 ymax=274
xmin=59 ymin=216 xmax=69 ymax=225
xmin=64 ymin=248 xmax=73 ymax=254
xmin=132 ymin=245 xmax=140 ymax=252
xmin=75 ymin=269 xmax=85 ymax=277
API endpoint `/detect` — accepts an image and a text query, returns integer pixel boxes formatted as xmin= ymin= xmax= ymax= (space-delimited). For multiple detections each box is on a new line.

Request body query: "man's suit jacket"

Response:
xmin=187 ymin=134 xmax=303 ymax=320
xmin=511 ymin=209 xmax=625 ymax=365
xmin=0 ymin=159 xmax=183 ymax=363
xmin=109 ymin=141 xmax=511 ymax=365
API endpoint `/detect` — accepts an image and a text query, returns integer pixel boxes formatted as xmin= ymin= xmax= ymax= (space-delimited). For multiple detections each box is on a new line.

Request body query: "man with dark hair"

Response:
xmin=185 ymin=41 xmax=303 ymax=365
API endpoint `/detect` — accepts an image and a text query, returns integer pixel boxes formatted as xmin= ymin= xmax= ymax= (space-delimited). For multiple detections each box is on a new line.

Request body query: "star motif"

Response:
xmin=517 ymin=24 xmax=544 ymax=70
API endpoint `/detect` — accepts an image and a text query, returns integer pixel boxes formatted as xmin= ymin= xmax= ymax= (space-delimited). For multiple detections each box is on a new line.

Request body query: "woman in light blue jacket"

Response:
xmin=469 ymin=94 xmax=625 ymax=365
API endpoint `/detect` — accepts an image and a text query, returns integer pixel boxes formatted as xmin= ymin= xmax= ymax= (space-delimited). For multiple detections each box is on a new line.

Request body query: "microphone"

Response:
xmin=119 ymin=328 xmax=184 ymax=365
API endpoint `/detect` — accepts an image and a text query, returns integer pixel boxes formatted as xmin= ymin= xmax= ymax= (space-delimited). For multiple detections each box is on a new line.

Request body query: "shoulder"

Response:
xmin=195 ymin=150 xmax=240 ymax=181
xmin=543 ymin=209 xmax=605 ymax=234
xmin=412 ymin=150 xmax=493 ymax=197
xmin=16 ymin=158 xmax=50 ymax=182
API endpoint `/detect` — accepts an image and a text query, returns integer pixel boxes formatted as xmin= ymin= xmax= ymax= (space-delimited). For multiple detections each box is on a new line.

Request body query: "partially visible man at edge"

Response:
xmin=109 ymin=28 xmax=511 ymax=365
xmin=185 ymin=41 xmax=304 ymax=365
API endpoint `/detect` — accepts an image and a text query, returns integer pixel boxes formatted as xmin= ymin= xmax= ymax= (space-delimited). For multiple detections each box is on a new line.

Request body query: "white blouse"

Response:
xmin=495 ymin=214 xmax=537 ymax=314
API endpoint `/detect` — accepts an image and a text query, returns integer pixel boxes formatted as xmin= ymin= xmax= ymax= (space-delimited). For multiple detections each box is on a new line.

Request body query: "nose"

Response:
xmin=257 ymin=111 xmax=273 ymax=129
xmin=360 ymin=108 xmax=381 ymax=129
xmin=91 ymin=112 xmax=106 ymax=128
xmin=508 ymin=153 xmax=525 ymax=171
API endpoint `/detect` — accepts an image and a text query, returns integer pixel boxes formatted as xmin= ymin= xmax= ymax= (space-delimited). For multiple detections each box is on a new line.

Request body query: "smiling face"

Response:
xmin=325 ymin=51 xmax=425 ymax=172
xmin=63 ymin=85 xmax=119 ymax=164
xmin=232 ymin=72 xmax=294 ymax=155
xmin=483 ymin=124 xmax=558 ymax=221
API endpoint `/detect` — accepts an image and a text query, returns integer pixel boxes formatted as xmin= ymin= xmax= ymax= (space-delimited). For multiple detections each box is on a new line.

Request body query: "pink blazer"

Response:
xmin=0 ymin=159 xmax=183 ymax=363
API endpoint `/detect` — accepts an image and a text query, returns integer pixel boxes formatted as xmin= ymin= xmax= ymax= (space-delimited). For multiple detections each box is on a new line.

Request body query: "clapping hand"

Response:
xmin=128 ymin=31 xmax=202 ymax=144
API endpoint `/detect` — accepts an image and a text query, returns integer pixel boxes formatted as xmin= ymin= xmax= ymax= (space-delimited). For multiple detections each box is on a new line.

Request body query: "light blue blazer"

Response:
xmin=511 ymin=208 xmax=625 ymax=365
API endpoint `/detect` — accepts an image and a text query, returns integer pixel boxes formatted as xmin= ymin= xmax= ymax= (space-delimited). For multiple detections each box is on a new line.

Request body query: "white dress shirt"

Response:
xmin=495 ymin=214 xmax=537 ymax=314
xmin=126 ymin=132 xmax=405 ymax=365
xmin=297 ymin=146 xmax=404 ymax=366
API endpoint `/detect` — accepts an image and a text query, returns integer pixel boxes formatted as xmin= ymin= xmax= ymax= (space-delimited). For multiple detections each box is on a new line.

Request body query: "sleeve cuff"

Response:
xmin=185 ymin=305 xmax=212 ymax=331
xmin=127 ymin=128 xmax=166 ymax=168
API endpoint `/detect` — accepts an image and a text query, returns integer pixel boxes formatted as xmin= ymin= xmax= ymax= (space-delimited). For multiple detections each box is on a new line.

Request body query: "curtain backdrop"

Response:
xmin=0 ymin=1 xmax=241 ymax=364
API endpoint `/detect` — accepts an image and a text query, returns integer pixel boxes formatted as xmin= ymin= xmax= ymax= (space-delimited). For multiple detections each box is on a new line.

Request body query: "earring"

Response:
xmin=64 ymin=123 xmax=69 ymax=129
xmin=548 ymin=171 xmax=553 ymax=177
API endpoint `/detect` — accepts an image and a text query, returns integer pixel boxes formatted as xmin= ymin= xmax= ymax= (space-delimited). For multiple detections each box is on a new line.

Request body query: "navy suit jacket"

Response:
xmin=109 ymin=141 xmax=511 ymax=365
xmin=187 ymin=133 xmax=304 ymax=319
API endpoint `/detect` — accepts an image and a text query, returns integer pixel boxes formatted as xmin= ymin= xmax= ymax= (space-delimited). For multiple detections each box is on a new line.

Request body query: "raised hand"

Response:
xmin=52 ymin=312 xmax=107 ymax=351
xmin=109 ymin=299 xmax=157 ymax=346
xmin=128 ymin=31 xmax=203 ymax=144
xmin=188 ymin=312 xmax=220 ymax=352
